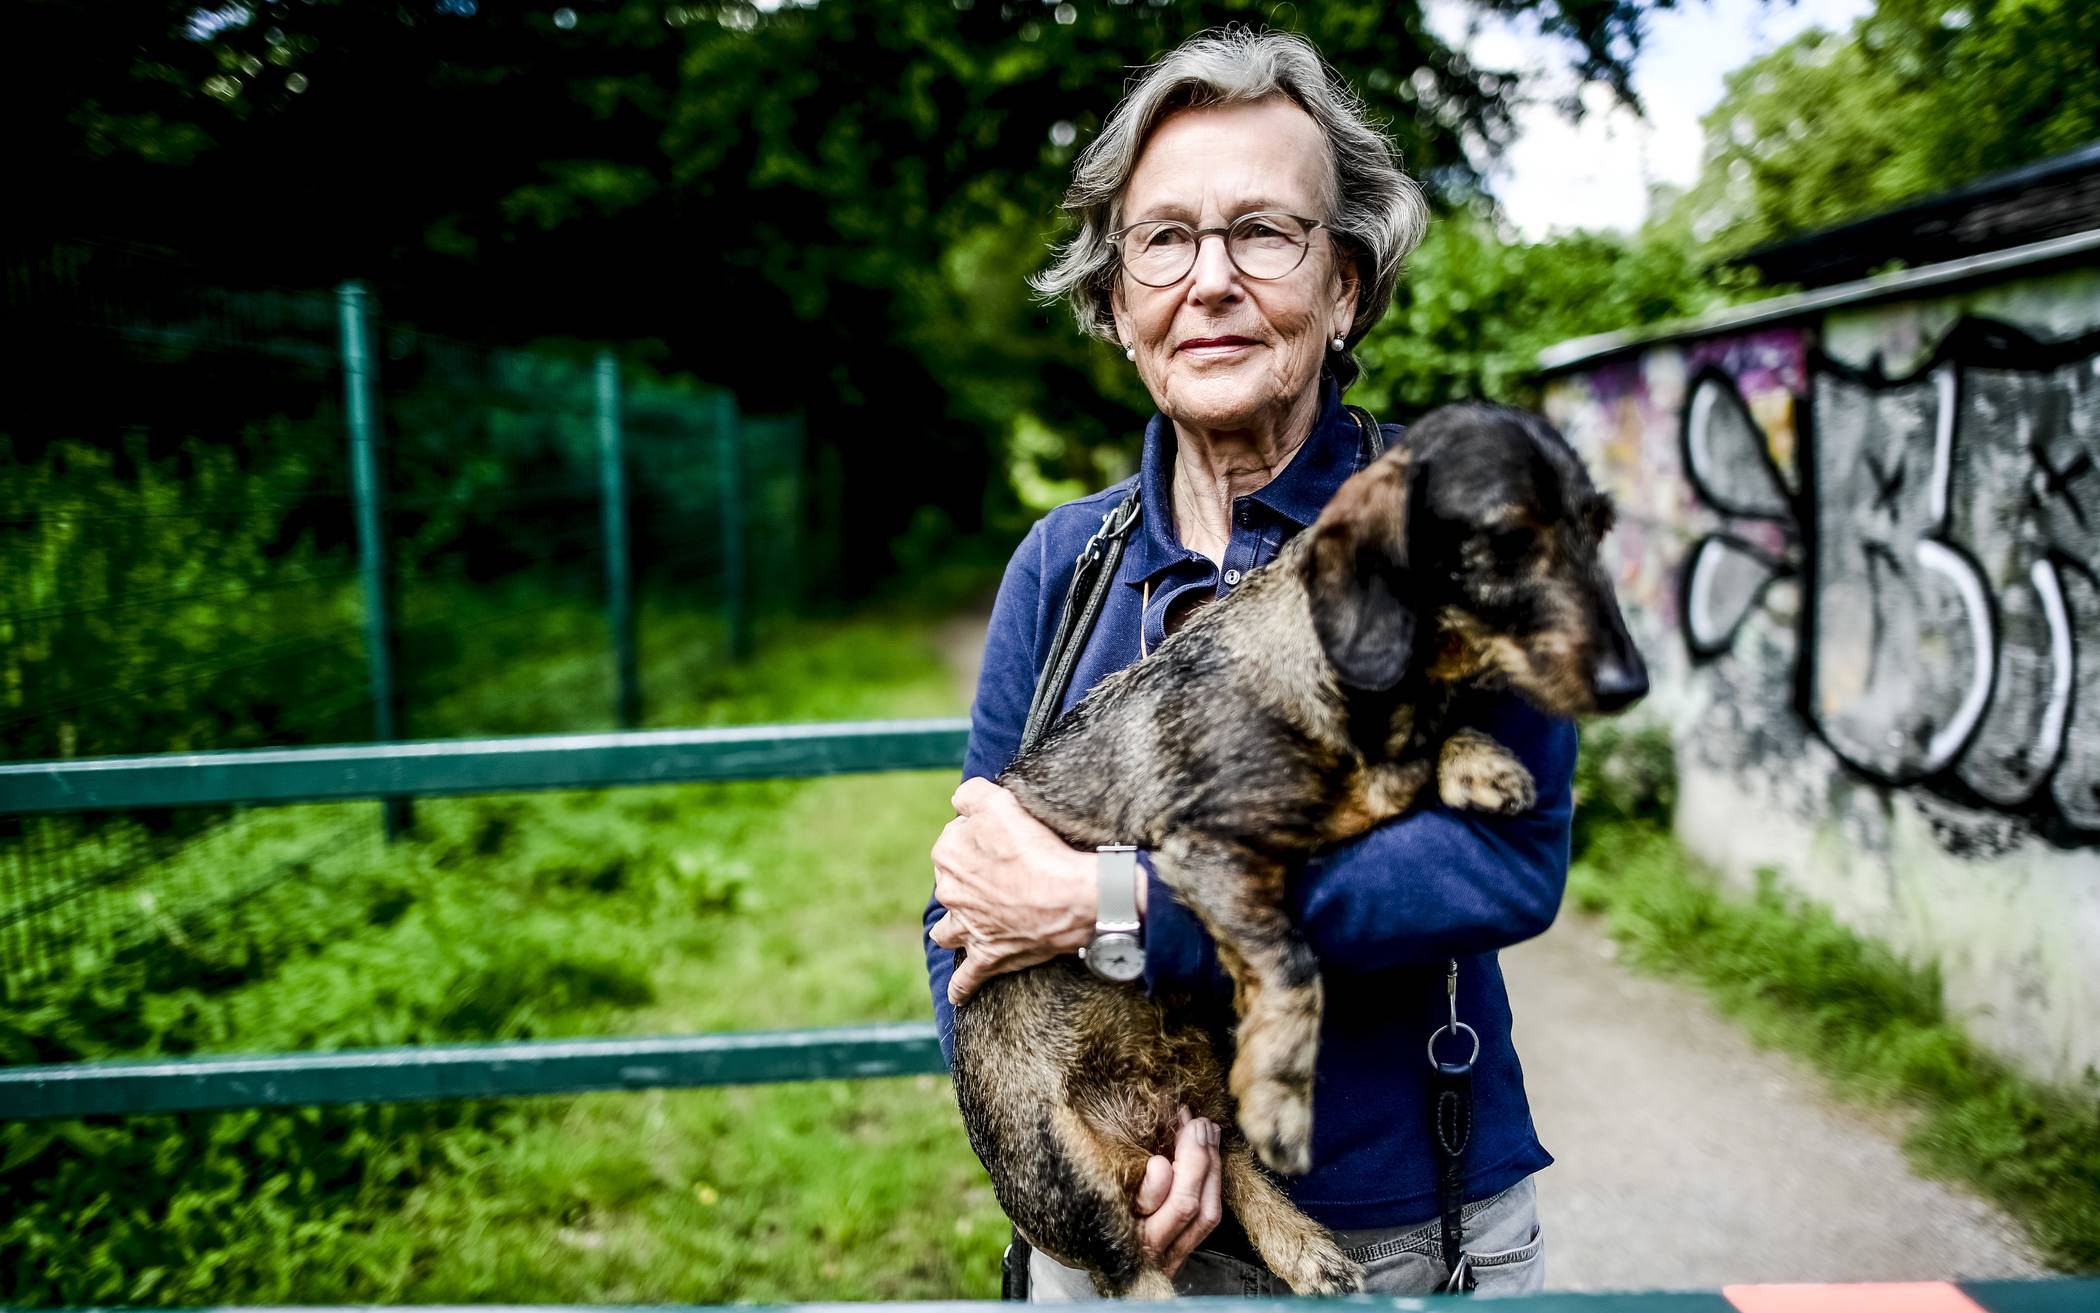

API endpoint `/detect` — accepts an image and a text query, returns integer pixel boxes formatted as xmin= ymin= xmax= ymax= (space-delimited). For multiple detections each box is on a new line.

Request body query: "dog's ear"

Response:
xmin=1304 ymin=453 xmax=1416 ymax=692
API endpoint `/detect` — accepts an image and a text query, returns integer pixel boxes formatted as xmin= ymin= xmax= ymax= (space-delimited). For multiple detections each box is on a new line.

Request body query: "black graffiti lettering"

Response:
xmin=1864 ymin=451 xmax=1908 ymax=517
xmin=2031 ymin=444 xmax=2092 ymax=529
xmin=1678 ymin=317 xmax=2100 ymax=845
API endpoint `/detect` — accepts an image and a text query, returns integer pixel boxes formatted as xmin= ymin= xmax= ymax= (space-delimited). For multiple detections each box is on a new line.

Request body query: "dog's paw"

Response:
xmin=1437 ymin=737 xmax=1536 ymax=814
xmin=1278 ymin=1235 xmax=1365 ymax=1297
xmin=1237 ymin=1079 xmax=1314 ymax=1177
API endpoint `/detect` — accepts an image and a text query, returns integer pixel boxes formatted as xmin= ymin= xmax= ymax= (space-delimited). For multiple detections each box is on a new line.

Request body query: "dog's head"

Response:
xmin=1303 ymin=402 xmax=1648 ymax=716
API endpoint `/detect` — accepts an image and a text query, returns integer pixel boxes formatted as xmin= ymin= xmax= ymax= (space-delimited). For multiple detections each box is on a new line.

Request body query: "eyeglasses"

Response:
xmin=1106 ymin=211 xmax=1327 ymax=288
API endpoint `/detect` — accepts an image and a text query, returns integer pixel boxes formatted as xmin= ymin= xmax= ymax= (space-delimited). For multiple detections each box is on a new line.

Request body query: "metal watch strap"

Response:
xmin=1094 ymin=844 xmax=1139 ymax=932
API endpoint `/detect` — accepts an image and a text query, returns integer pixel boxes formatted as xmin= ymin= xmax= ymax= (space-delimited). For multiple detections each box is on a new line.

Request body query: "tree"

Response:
xmin=11 ymin=0 xmax=1686 ymax=580
xmin=1666 ymin=0 xmax=2100 ymax=257
xmin=1349 ymin=206 xmax=1750 ymax=418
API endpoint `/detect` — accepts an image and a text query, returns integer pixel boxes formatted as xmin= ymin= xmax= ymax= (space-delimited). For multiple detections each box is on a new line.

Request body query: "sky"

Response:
xmin=1423 ymin=0 xmax=1878 ymax=239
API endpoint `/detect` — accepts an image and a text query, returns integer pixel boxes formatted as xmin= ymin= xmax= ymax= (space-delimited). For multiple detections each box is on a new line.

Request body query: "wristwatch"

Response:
xmin=1080 ymin=844 xmax=1145 ymax=982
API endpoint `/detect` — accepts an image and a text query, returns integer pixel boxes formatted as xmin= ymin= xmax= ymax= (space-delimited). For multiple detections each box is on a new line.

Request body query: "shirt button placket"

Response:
xmin=1223 ymin=504 xmax=1253 ymax=589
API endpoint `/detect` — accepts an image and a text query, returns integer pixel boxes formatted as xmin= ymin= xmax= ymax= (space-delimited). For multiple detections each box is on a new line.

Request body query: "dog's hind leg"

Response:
xmin=1222 ymin=1139 xmax=1364 ymax=1295
xmin=1007 ymin=1104 xmax=1176 ymax=1298
xmin=1151 ymin=832 xmax=1322 ymax=1177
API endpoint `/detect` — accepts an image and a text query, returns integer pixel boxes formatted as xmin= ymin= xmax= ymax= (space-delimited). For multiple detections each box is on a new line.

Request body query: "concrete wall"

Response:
xmin=1541 ymin=261 xmax=2100 ymax=1089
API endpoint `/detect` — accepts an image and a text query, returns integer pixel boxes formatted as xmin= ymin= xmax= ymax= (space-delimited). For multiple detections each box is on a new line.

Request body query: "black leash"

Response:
xmin=1429 ymin=957 xmax=1480 ymax=1292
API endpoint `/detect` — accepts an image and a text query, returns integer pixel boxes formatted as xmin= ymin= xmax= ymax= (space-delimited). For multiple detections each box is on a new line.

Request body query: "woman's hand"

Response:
xmin=1137 ymin=1110 xmax=1224 ymax=1278
xmin=928 ymin=777 xmax=1097 ymax=1006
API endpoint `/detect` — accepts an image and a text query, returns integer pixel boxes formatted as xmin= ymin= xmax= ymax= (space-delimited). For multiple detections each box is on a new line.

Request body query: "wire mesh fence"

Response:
xmin=0 ymin=239 xmax=808 ymax=1000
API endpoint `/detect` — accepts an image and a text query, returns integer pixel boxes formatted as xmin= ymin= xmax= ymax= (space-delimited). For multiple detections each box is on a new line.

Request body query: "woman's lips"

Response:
xmin=1178 ymin=336 xmax=1257 ymax=357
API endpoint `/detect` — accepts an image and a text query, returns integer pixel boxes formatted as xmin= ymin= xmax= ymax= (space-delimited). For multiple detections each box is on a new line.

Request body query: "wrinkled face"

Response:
xmin=1410 ymin=408 xmax=1648 ymax=716
xmin=1109 ymin=98 xmax=1358 ymax=436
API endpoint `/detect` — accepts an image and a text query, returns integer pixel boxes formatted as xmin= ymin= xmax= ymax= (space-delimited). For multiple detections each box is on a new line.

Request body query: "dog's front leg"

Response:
xmin=1152 ymin=831 xmax=1320 ymax=1177
xmin=1321 ymin=757 xmax=1433 ymax=845
xmin=1437 ymin=728 xmax=1537 ymax=814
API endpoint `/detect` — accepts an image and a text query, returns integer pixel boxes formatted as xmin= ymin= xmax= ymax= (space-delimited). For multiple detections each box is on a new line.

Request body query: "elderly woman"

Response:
xmin=922 ymin=28 xmax=1570 ymax=1300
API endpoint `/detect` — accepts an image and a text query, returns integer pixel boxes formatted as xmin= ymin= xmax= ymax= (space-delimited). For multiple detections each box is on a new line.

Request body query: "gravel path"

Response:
xmin=1505 ymin=913 xmax=2050 ymax=1290
xmin=935 ymin=608 xmax=2050 ymax=1289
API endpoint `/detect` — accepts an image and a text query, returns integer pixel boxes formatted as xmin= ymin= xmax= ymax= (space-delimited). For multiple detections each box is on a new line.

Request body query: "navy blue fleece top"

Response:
xmin=923 ymin=375 xmax=1573 ymax=1229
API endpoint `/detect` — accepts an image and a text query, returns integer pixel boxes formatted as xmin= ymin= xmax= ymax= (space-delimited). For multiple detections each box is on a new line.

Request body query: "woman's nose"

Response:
xmin=1185 ymin=231 xmax=1241 ymax=301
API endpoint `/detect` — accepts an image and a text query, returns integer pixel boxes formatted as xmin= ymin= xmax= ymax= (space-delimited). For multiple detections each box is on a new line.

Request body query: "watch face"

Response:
xmin=1086 ymin=932 xmax=1145 ymax=982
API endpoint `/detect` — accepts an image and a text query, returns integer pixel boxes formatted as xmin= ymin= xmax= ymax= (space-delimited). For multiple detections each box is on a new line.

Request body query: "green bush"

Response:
xmin=1570 ymin=720 xmax=1676 ymax=860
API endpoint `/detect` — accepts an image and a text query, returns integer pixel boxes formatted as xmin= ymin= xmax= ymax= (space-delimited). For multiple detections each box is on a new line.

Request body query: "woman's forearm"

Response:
xmin=1139 ymin=694 xmax=1576 ymax=991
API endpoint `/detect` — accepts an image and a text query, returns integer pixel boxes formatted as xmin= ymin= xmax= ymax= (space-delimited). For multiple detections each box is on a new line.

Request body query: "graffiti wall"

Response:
xmin=1543 ymin=268 xmax=2100 ymax=1087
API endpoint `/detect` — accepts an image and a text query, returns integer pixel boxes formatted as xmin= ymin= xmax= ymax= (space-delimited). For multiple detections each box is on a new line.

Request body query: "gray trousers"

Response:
xmin=1028 ymin=1174 xmax=1545 ymax=1300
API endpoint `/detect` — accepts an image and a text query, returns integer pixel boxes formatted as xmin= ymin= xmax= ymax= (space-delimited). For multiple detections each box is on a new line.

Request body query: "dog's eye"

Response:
xmin=1489 ymin=528 xmax=1530 ymax=569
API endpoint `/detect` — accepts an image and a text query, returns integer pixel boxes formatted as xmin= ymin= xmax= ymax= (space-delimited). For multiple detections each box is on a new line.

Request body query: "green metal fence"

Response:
xmin=1 ymin=240 xmax=812 ymax=997
xmin=0 ymin=720 xmax=964 ymax=1110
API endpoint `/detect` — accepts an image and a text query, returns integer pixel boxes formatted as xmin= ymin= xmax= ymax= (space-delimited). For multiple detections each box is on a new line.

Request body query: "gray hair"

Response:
xmin=1029 ymin=27 xmax=1429 ymax=392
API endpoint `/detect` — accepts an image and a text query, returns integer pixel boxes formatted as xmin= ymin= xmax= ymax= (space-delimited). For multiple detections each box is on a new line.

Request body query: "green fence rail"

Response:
xmin=0 ymin=1020 xmax=946 ymax=1120
xmin=0 ymin=719 xmax=972 ymax=815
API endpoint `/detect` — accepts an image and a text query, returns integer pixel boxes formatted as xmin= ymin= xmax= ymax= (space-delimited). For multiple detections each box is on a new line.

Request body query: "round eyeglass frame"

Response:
xmin=1105 ymin=211 xmax=1328 ymax=288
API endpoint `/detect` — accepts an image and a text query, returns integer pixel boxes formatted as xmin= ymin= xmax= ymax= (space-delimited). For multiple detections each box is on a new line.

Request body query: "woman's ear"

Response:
xmin=1304 ymin=454 xmax=1415 ymax=691
xmin=1330 ymin=241 xmax=1360 ymax=337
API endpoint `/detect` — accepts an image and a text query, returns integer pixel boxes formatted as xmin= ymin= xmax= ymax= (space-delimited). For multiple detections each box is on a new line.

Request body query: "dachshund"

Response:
xmin=950 ymin=402 xmax=1648 ymax=1298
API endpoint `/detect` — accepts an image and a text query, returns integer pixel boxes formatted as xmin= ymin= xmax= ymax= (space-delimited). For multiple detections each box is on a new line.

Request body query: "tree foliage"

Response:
xmin=1665 ymin=0 xmax=2100 ymax=256
xmin=13 ymin=0 xmax=1686 ymax=569
xmin=1349 ymin=208 xmax=1753 ymax=417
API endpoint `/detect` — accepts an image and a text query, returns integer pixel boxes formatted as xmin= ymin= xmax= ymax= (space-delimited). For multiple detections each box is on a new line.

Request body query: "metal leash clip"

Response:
xmin=1441 ymin=1252 xmax=1475 ymax=1294
xmin=1075 ymin=496 xmax=1140 ymax=570
xmin=1426 ymin=957 xmax=1480 ymax=1072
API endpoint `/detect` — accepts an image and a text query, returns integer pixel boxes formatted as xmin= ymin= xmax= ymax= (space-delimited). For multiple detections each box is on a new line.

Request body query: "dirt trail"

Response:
xmin=1504 ymin=914 xmax=2046 ymax=1289
xmin=933 ymin=608 xmax=2049 ymax=1289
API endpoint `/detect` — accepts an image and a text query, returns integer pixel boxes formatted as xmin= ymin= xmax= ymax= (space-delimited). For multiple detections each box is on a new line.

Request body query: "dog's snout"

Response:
xmin=1587 ymin=580 xmax=1648 ymax=713
xmin=1592 ymin=653 xmax=1649 ymax=712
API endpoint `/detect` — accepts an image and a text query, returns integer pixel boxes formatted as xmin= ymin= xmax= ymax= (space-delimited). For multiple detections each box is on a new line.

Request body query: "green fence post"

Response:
xmin=596 ymin=352 xmax=641 ymax=728
xmin=337 ymin=281 xmax=412 ymax=839
xmin=779 ymin=414 xmax=806 ymax=610
xmin=717 ymin=392 xmax=751 ymax=661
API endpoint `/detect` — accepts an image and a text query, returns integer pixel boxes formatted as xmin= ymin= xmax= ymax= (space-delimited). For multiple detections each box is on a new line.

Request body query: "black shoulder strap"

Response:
xmin=1346 ymin=403 xmax=1388 ymax=461
xmin=1019 ymin=487 xmax=1141 ymax=754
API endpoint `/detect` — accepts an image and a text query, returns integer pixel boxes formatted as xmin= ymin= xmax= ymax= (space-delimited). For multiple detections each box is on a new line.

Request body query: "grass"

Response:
xmin=1569 ymin=725 xmax=2100 ymax=1274
xmin=14 ymin=588 xmax=2096 ymax=1298
xmin=0 ymin=592 xmax=1011 ymax=1304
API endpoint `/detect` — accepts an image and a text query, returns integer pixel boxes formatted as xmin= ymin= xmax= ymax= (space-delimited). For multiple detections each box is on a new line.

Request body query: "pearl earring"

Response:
xmin=1331 ymin=334 xmax=1346 ymax=351
xmin=1124 ymin=343 xmax=1136 ymax=361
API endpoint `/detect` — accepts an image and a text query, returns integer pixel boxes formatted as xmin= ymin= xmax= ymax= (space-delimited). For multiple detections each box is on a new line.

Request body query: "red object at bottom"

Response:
xmin=1725 ymin=1283 xmax=1989 ymax=1313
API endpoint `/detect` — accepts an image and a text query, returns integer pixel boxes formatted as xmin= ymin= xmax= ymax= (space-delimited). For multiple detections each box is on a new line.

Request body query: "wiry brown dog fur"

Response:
xmin=950 ymin=403 xmax=1647 ymax=1298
